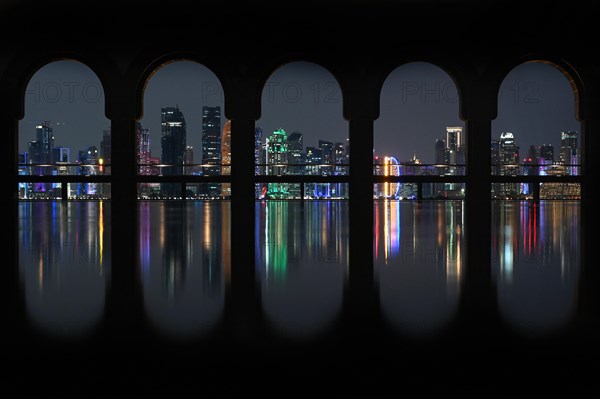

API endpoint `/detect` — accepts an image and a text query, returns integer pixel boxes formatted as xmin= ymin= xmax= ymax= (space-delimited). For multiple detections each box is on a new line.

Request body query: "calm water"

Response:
xmin=374 ymin=200 xmax=464 ymax=336
xmin=18 ymin=201 xmax=110 ymax=338
xmin=255 ymin=201 xmax=349 ymax=338
xmin=491 ymin=201 xmax=581 ymax=333
xmin=138 ymin=201 xmax=229 ymax=339
xmin=17 ymin=200 xmax=582 ymax=340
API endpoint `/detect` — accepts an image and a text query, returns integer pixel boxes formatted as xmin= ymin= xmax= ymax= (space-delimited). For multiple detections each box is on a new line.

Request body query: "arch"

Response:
xmin=18 ymin=58 xmax=111 ymax=197
xmin=1 ymin=49 xmax=118 ymax=120
xmin=491 ymin=59 xmax=582 ymax=199
xmin=127 ymin=50 xmax=229 ymax=121
xmin=375 ymin=61 xmax=465 ymax=200
xmin=256 ymin=57 xmax=347 ymax=120
xmin=257 ymin=60 xmax=348 ymax=199
xmin=491 ymin=57 xmax=584 ymax=121
xmin=138 ymin=58 xmax=227 ymax=199
xmin=374 ymin=59 xmax=465 ymax=118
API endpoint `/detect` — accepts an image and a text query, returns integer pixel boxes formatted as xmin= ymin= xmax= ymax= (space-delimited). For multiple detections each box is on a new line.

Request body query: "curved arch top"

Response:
xmin=133 ymin=54 xmax=228 ymax=121
xmin=2 ymin=50 xmax=119 ymax=120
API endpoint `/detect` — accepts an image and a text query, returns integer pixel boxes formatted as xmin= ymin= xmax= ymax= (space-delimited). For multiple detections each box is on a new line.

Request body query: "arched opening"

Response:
xmin=18 ymin=60 xmax=110 ymax=200
xmin=256 ymin=61 xmax=347 ymax=200
xmin=491 ymin=61 xmax=582 ymax=334
xmin=139 ymin=60 xmax=227 ymax=200
xmin=17 ymin=60 xmax=110 ymax=339
xmin=374 ymin=62 xmax=464 ymax=336
xmin=138 ymin=60 xmax=228 ymax=339
xmin=255 ymin=61 xmax=348 ymax=339
xmin=492 ymin=61 xmax=581 ymax=200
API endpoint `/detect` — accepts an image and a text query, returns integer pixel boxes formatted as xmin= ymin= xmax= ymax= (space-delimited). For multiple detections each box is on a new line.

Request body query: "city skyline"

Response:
xmin=19 ymin=60 xmax=580 ymax=165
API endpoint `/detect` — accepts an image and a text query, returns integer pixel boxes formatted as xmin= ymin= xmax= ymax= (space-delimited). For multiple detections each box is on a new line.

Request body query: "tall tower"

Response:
xmin=138 ymin=125 xmax=152 ymax=175
xmin=184 ymin=145 xmax=194 ymax=175
xmin=202 ymin=106 xmax=222 ymax=197
xmin=445 ymin=127 xmax=463 ymax=165
xmin=287 ymin=132 xmax=304 ymax=175
xmin=202 ymin=106 xmax=222 ymax=175
xmin=29 ymin=122 xmax=55 ymax=176
xmin=255 ymin=126 xmax=263 ymax=175
xmin=266 ymin=128 xmax=289 ymax=198
xmin=435 ymin=138 xmax=446 ymax=164
xmin=78 ymin=146 xmax=99 ymax=196
xmin=161 ymin=106 xmax=187 ymax=197
xmin=559 ymin=131 xmax=578 ymax=174
xmin=318 ymin=139 xmax=334 ymax=176
xmin=498 ymin=132 xmax=520 ymax=197
xmin=221 ymin=119 xmax=231 ymax=175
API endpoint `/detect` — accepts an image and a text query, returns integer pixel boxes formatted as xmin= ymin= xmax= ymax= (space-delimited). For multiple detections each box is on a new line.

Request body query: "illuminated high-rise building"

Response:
xmin=266 ymin=128 xmax=288 ymax=176
xmin=78 ymin=145 xmax=99 ymax=196
xmin=255 ymin=126 xmax=263 ymax=175
xmin=161 ymin=106 xmax=187 ymax=197
xmin=184 ymin=145 xmax=194 ymax=175
xmin=202 ymin=106 xmax=222 ymax=197
xmin=560 ymin=131 xmax=578 ymax=174
xmin=499 ymin=132 xmax=519 ymax=165
xmin=265 ymin=128 xmax=289 ymax=198
xmin=221 ymin=119 xmax=231 ymax=176
xmin=28 ymin=122 xmax=55 ymax=176
xmin=287 ymin=131 xmax=304 ymax=175
xmin=202 ymin=106 xmax=222 ymax=175
xmin=137 ymin=124 xmax=152 ymax=175
xmin=319 ymin=139 xmax=334 ymax=175
xmin=498 ymin=132 xmax=520 ymax=197
xmin=446 ymin=127 xmax=464 ymax=165
xmin=255 ymin=126 xmax=264 ymax=197
xmin=559 ymin=131 xmax=577 ymax=163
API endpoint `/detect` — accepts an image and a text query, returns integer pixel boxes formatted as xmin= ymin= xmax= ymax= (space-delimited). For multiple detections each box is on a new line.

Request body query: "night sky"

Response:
xmin=19 ymin=60 xmax=579 ymax=164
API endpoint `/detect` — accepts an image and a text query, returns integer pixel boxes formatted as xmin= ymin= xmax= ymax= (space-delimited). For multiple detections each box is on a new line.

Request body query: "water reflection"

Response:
xmin=492 ymin=201 xmax=580 ymax=334
xmin=374 ymin=201 xmax=463 ymax=336
xmin=18 ymin=201 xmax=109 ymax=338
xmin=139 ymin=201 xmax=229 ymax=339
xmin=256 ymin=201 xmax=348 ymax=339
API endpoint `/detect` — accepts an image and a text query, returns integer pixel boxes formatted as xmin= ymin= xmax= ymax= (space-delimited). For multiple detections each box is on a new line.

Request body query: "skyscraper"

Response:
xmin=559 ymin=131 xmax=577 ymax=162
xmin=28 ymin=122 xmax=55 ymax=176
xmin=184 ymin=145 xmax=194 ymax=175
xmin=161 ymin=106 xmax=187 ymax=197
xmin=255 ymin=126 xmax=263 ymax=175
xmin=498 ymin=132 xmax=520 ymax=197
xmin=138 ymin=125 xmax=152 ymax=175
xmin=435 ymin=138 xmax=446 ymax=164
xmin=287 ymin=132 xmax=304 ymax=175
xmin=560 ymin=131 xmax=578 ymax=174
xmin=202 ymin=106 xmax=222 ymax=175
xmin=202 ymin=106 xmax=222 ymax=197
xmin=499 ymin=132 xmax=519 ymax=165
xmin=446 ymin=127 xmax=464 ymax=165
xmin=319 ymin=139 xmax=334 ymax=175
xmin=286 ymin=131 xmax=304 ymax=198
xmin=221 ymin=119 xmax=231 ymax=176
xmin=266 ymin=128 xmax=289 ymax=198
